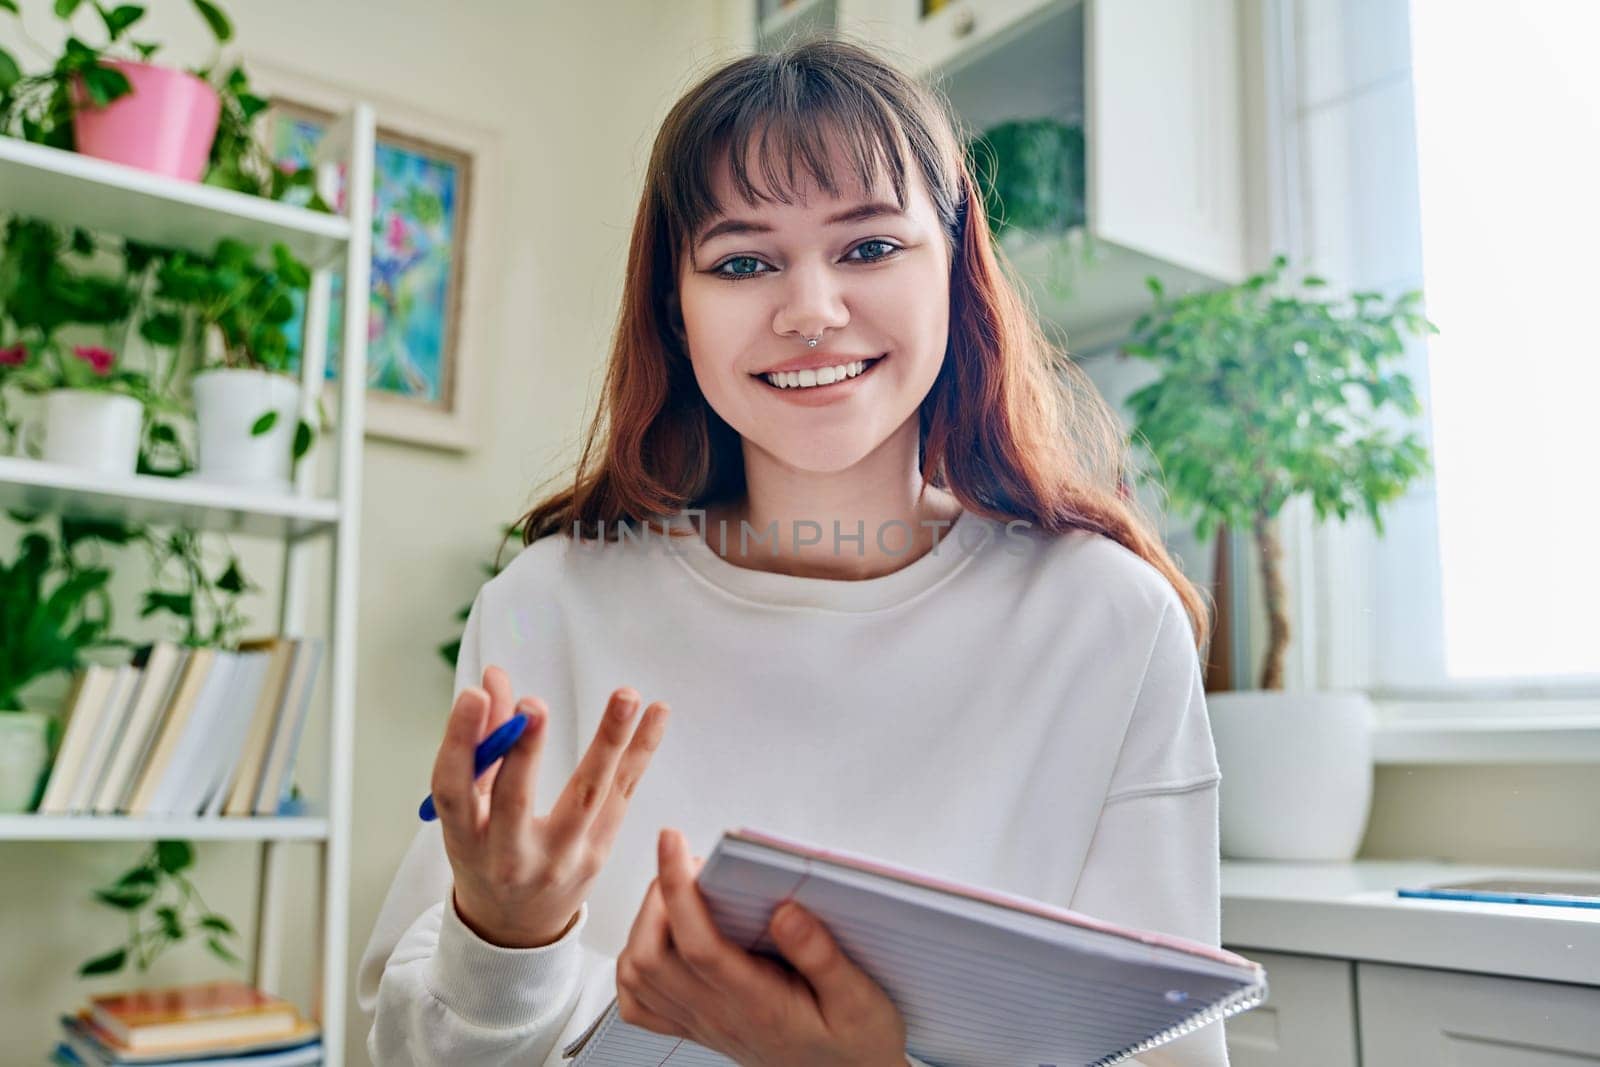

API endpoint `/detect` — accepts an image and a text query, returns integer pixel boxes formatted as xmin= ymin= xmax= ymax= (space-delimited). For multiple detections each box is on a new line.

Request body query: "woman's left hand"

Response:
xmin=614 ymin=827 xmax=909 ymax=1067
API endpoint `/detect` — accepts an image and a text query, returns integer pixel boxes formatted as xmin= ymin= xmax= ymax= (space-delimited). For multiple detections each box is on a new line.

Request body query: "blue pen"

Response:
xmin=419 ymin=712 xmax=531 ymax=821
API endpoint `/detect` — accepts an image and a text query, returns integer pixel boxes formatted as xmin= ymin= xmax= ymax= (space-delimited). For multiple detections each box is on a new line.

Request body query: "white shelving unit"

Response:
xmin=0 ymin=105 xmax=375 ymax=1067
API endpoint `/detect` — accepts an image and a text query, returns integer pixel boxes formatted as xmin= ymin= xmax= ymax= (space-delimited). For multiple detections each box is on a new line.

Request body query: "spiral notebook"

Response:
xmin=562 ymin=827 xmax=1267 ymax=1067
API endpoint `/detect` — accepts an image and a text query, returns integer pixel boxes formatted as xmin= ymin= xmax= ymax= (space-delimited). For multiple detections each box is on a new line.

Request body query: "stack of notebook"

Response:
xmin=51 ymin=979 xmax=322 ymax=1066
xmin=563 ymin=828 xmax=1269 ymax=1067
xmin=31 ymin=636 xmax=324 ymax=818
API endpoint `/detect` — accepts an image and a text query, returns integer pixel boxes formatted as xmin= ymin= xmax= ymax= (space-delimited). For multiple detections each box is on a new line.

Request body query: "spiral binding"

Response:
xmin=1087 ymin=973 xmax=1271 ymax=1067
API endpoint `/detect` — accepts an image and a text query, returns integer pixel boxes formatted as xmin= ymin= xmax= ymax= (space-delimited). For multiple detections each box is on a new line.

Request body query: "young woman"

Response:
xmin=358 ymin=36 xmax=1227 ymax=1067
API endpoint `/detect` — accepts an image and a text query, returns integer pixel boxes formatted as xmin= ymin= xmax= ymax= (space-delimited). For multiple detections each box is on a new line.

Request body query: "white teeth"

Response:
xmin=763 ymin=359 xmax=873 ymax=390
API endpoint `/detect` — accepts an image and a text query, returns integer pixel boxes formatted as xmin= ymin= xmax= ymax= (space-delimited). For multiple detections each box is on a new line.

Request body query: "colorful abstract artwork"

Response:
xmin=267 ymin=97 xmax=473 ymax=435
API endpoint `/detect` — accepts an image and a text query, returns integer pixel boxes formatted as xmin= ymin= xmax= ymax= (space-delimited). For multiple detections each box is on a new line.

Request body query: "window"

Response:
xmin=1406 ymin=0 xmax=1600 ymax=684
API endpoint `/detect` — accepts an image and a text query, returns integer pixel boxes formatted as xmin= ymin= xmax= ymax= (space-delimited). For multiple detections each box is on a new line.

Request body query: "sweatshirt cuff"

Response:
xmin=428 ymin=891 xmax=588 ymax=1030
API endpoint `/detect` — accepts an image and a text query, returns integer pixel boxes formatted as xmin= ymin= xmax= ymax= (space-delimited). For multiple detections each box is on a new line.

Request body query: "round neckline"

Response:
xmin=665 ymin=508 xmax=992 ymax=613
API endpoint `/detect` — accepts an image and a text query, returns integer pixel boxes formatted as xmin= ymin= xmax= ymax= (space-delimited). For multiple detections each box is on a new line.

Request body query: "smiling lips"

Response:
xmin=756 ymin=355 xmax=885 ymax=391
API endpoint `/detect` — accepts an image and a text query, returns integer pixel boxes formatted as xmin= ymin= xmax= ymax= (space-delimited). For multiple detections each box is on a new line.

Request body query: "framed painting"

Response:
xmin=243 ymin=56 xmax=500 ymax=452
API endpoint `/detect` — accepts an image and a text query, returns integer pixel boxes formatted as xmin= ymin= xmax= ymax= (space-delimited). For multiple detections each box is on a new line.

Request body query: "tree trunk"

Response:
xmin=1202 ymin=525 xmax=1234 ymax=693
xmin=1254 ymin=511 xmax=1291 ymax=690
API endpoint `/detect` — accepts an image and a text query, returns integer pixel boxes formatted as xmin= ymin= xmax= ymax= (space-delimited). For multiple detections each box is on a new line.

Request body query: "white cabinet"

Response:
xmin=1084 ymin=0 xmax=1246 ymax=284
xmin=841 ymin=0 xmax=1063 ymax=76
xmin=1220 ymin=862 xmax=1600 ymax=1066
xmin=1220 ymin=951 xmax=1600 ymax=1065
xmin=1221 ymin=951 xmax=1358 ymax=1067
xmin=743 ymin=0 xmax=1250 ymax=352
xmin=1356 ymin=963 xmax=1600 ymax=1065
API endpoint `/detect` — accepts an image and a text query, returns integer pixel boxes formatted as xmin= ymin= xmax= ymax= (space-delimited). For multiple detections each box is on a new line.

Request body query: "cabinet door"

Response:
xmin=1085 ymin=0 xmax=1246 ymax=282
xmin=841 ymin=0 xmax=1060 ymax=78
xmin=1358 ymin=962 xmax=1600 ymax=1065
xmin=1220 ymin=950 xmax=1358 ymax=1067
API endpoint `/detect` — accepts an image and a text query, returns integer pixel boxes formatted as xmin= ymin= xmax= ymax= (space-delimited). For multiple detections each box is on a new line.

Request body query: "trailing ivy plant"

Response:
xmin=3 ymin=509 xmax=260 ymax=704
xmin=80 ymin=839 xmax=244 ymax=977
xmin=439 ymin=522 xmax=523 ymax=671
xmin=0 ymin=514 xmax=125 ymax=716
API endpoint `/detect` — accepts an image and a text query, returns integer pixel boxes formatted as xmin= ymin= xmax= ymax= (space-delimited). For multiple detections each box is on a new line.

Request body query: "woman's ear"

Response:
xmin=664 ymin=289 xmax=687 ymax=344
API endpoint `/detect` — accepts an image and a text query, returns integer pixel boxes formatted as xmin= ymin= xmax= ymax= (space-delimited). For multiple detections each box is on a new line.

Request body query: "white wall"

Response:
xmin=0 ymin=2 xmax=743 ymax=1061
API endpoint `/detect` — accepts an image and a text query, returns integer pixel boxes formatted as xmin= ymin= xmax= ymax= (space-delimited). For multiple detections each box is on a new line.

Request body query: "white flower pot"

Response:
xmin=190 ymin=368 xmax=302 ymax=493
xmin=42 ymin=389 xmax=142 ymax=476
xmin=0 ymin=711 xmax=53 ymax=813
xmin=1206 ymin=689 xmax=1376 ymax=861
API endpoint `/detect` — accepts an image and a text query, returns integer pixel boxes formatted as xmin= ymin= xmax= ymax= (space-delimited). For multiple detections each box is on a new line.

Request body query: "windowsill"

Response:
xmin=1372 ymin=697 xmax=1600 ymax=764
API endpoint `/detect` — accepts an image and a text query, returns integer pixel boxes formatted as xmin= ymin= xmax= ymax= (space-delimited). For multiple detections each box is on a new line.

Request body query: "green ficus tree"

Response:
xmin=1122 ymin=254 xmax=1440 ymax=690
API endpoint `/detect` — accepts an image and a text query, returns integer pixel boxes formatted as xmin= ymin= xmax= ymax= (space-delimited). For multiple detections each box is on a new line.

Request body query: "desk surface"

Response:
xmin=1220 ymin=859 xmax=1600 ymax=985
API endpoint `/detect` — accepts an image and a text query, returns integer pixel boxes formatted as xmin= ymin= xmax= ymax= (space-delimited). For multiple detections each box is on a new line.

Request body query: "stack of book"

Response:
xmin=32 ymin=636 xmax=325 ymax=818
xmin=51 ymin=980 xmax=322 ymax=1066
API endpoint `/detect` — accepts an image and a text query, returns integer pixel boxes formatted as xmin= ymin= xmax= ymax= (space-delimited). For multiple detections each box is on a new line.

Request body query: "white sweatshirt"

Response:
xmin=357 ymin=509 xmax=1230 ymax=1067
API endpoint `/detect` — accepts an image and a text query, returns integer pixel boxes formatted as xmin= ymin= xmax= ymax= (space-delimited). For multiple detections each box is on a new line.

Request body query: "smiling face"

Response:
xmin=675 ymin=132 xmax=954 ymax=476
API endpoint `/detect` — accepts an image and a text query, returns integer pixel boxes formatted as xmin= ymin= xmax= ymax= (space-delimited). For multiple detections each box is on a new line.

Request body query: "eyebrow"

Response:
xmin=694 ymin=201 xmax=907 ymax=247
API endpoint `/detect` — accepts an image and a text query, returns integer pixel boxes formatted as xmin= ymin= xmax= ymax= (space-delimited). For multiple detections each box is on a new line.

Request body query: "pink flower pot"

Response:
xmin=72 ymin=60 xmax=221 ymax=182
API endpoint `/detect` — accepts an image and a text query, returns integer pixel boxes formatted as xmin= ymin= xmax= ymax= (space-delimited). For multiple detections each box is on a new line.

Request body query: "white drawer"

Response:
xmin=1221 ymin=948 xmax=1358 ymax=1067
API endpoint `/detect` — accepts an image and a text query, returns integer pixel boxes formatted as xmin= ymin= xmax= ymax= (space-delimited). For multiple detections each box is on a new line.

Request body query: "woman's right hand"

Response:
xmin=431 ymin=665 xmax=671 ymax=949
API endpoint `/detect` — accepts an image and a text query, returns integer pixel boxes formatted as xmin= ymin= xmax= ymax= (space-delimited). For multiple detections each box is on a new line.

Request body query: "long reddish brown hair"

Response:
xmin=508 ymin=34 xmax=1211 ymax=649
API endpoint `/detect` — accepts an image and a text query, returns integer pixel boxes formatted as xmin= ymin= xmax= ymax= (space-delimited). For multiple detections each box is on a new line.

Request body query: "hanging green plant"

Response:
xmin=964 ymin=117 xmax=1098 ymax=302
xmin=79 ymin=839 xmax=244 ymax=977
xmin=439 ymin=522 xmax=524 ymax=671
xmin=966 ymin=117 xmax=1086 ymax=240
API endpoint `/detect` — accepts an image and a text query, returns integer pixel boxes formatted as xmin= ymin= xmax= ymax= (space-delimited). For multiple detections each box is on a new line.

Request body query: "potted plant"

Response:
xmin=965 ymin=117 xmax=1099 ymax=300
xmin=1122 ymin=254 xmax=1439 ymax=861
xmin=0 ymin=217 xmax=166 ymax=474
xmin=0 ymin=517 xmax=123 ymax=812
xmin=0 ymin=0 xmax=235 ymax=182
xmin=142 ymin=235 xmax=324 ymax=492
xmin=1 ymin=0 xmax=323 ymax=204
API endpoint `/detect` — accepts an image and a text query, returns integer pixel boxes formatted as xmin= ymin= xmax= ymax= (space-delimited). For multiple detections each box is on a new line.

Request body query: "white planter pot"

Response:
xmin=1207 ymin=689 xmax=1376 ymax=861
xmin=190 ymin=368 xmax=302 ymax=493
xmin=42 ymin=389 xmax=142 ymax=476
xmin=0 ymin=710 xmax=53 ymax=813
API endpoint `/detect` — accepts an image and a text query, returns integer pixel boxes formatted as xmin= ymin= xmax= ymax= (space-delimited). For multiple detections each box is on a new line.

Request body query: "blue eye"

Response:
xmin=716 ymin=255 xmax=767 ymax=281
xmin=849 ymin=239 xmax=900 ymax=263
xmin=711 ymin=240 xmax=903 ymax=283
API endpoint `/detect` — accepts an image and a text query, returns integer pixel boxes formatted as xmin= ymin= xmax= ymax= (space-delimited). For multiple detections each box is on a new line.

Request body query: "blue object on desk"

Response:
xmin=1398 ymin=876 xmax=1600 ymax=910
xmin=419 ymin=712 xmax=530 ymax=822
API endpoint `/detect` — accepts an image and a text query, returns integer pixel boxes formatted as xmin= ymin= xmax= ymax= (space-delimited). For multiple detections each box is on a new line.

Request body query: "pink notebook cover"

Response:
xmin=730 ymin=826 xmax=1260 ymax=972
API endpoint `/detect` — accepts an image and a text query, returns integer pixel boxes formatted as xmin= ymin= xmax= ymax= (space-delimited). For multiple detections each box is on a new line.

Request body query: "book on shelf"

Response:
xmin=52 ymin=978 xmax=321 ymax=1065
xmin=92 ymin=644 xmax=191 ymax=815
xmin=67 ymin=664 xmax=141 ymax=813
xmin=249 ymin=637 xmax=322 ymax=816
xmin=35 ymin=667 xmax=118 ymax=815
xmin=28 ymin=636 xmax=324 ymax=819
xmin=562 ymin=827 xmax=1268 ymax=1067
